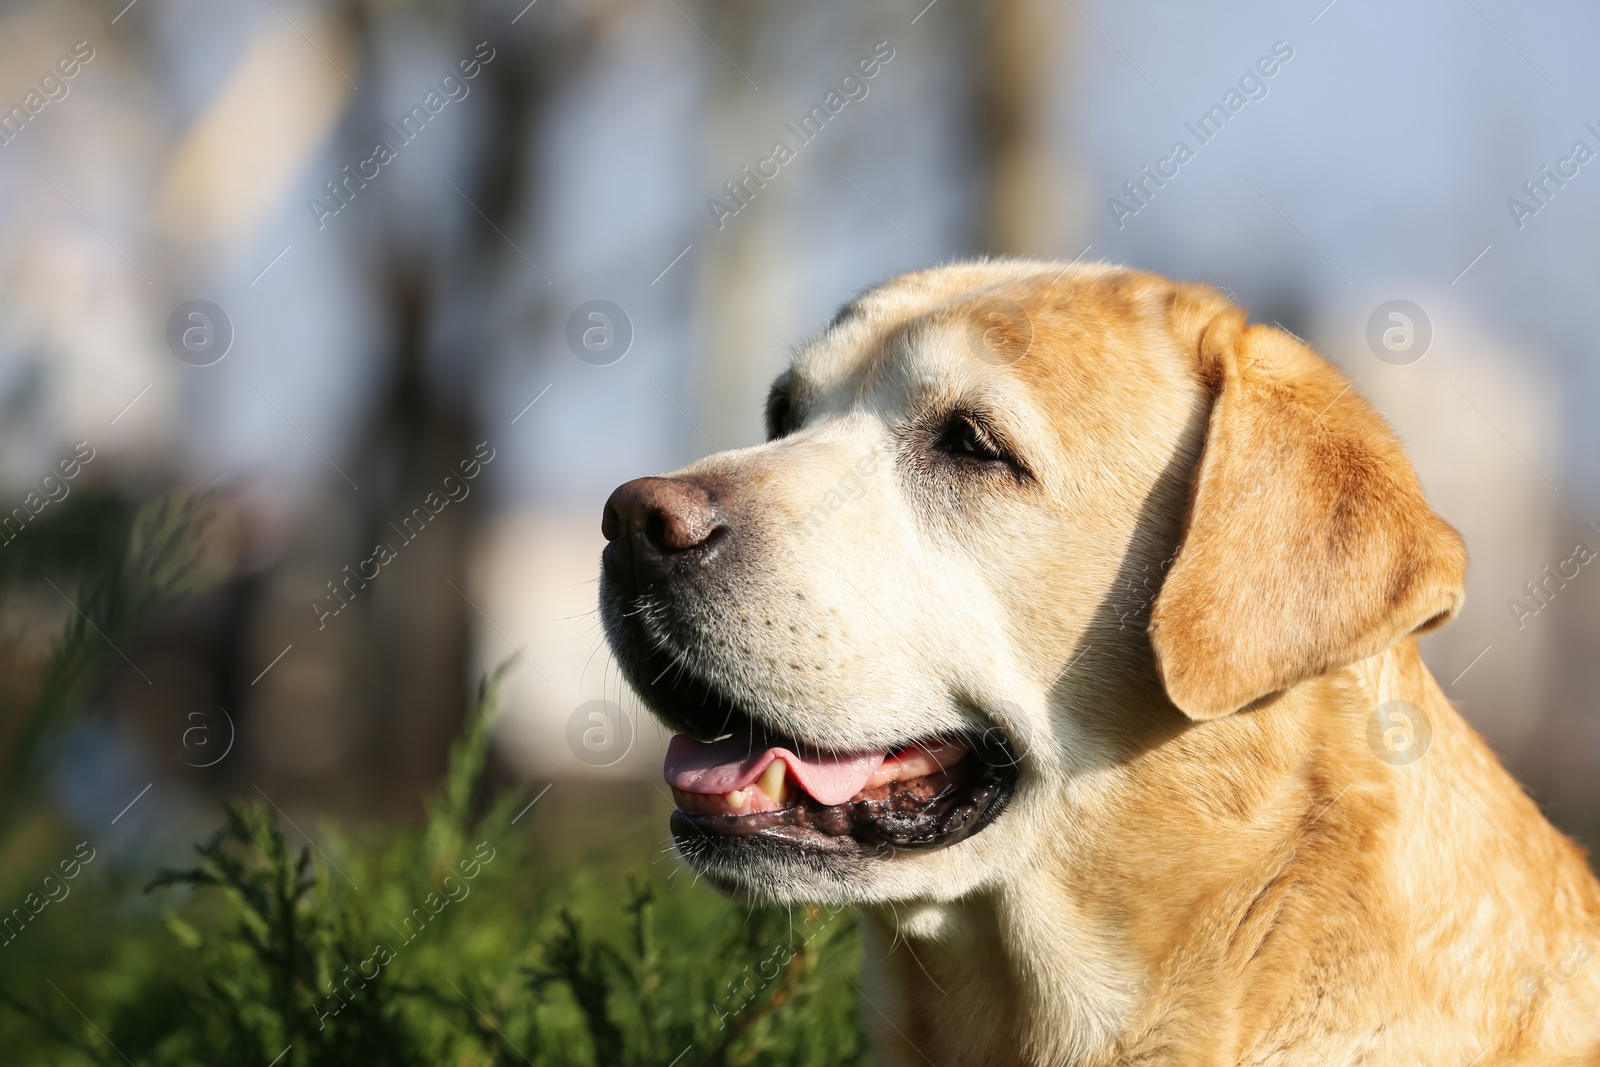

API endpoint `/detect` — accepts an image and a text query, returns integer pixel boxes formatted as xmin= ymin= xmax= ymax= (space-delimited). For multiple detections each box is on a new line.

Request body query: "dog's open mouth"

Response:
xmin=665 ymin=726 xmax=1017 ymax=855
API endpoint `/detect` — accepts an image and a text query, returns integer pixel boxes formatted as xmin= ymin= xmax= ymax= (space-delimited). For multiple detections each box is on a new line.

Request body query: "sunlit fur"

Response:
xmin=628 ymin=261 xmax=1600 ymax=1065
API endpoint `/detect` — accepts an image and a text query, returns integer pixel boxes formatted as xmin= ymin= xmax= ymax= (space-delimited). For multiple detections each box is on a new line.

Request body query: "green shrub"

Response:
xmin=3 ymin=665 xmax=871 ymax=1067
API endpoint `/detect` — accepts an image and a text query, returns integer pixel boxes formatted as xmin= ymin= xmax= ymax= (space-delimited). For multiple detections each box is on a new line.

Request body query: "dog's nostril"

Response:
xmin=601 ymin=502 xmax=621 ymax=542
xmin=644 ymin=511 xmax=670 ymax=553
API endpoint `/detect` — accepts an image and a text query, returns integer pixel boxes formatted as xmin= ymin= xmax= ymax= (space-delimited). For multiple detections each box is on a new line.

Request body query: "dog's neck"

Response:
xmin=861 ymin=862 xmax=1142 ymax=1066
xmin=860 ymin=641 xmax=1435 ymax=1066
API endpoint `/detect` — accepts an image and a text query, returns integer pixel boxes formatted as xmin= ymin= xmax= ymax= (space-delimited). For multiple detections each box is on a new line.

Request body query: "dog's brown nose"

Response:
xmin=602 ymin=476 xmax=723 ymax=589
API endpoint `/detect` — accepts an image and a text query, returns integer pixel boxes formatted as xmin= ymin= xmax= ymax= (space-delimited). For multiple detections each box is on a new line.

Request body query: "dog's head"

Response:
xmin=599 ymin=261 xmax=1465 ymax=905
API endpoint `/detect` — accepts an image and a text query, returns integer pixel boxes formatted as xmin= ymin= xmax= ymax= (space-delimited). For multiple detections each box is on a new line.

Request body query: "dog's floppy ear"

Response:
xmin=1148 ymin=288 xmax=1467 ymax=720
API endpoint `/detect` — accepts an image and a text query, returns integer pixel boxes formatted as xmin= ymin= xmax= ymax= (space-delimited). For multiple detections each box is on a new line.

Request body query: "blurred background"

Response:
xmin=2 ymin=0 xmax=1599 ymax=1060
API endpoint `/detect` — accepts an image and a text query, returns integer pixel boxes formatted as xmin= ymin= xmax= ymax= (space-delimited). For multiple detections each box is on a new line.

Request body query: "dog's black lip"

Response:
xmin=669 ymin=728 xmax=1018 ymax=858
xmin=630 ymin=647 xmax=779 ymax=744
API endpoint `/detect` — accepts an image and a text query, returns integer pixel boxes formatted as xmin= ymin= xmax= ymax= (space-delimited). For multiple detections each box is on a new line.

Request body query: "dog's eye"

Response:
xmin=765 ymin=384 xmax=795 ymax=440
xmin=938 ymin=414 xmax=1005 ymax=463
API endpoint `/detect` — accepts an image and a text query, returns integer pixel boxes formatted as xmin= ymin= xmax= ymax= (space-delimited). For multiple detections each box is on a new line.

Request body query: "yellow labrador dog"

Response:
xmin=598 ymin=262 xmax=1600 ymax=1065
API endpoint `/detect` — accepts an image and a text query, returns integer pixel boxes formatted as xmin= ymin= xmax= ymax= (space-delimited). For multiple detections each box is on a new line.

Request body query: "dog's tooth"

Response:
xmin=727 ymin=789 xmax=747 ymax=810
xmin=757 ymin=760 xmax=788 ymax=804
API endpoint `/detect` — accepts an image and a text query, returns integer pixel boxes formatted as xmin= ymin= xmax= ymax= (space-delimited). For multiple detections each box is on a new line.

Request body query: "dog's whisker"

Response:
xmin=555 ymin=608 xmax=599 ymax=622
xmin=901 ymin=936 xmax=949 ymax=999
xmin=649 ymin=649 xmax=689 ymax=688
xmin=578 ymin=632 xmax=609 ymax=692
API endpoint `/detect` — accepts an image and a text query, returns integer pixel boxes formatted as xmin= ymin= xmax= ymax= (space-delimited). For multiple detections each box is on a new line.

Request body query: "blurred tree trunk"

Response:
xmin=1532 ymin=507 xmax=1600 ymax=855
xmin=238 ymin=0 xmax=582 ymax=819
xmin=695 ymin=1 xmax=777 ymax=452
xmin=973 ymin=0 xmax=1080 ymax=258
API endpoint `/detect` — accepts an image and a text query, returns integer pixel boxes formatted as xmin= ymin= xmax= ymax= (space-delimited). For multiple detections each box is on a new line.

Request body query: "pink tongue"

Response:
xmin=665 ymin=733 xmax=888 ymax=807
